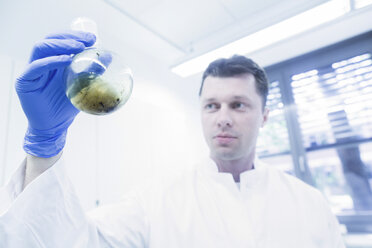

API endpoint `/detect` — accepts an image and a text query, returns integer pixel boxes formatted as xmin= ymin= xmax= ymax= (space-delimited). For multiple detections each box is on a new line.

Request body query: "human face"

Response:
xmin=200 ymin=74 xmax=269 ymax=162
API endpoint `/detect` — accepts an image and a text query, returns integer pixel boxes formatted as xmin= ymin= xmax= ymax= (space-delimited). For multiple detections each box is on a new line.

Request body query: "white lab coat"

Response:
xmin=0 ymin=156 xmax=345 ymax=248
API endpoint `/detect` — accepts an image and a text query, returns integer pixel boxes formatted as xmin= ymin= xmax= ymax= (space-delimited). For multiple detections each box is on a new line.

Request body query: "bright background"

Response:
xmin=1 ymin=0 xmax=372 ymax=246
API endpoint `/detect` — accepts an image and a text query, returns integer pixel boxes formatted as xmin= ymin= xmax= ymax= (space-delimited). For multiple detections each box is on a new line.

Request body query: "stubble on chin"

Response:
xmin=210 ymin=145 xmax=240 ymax=161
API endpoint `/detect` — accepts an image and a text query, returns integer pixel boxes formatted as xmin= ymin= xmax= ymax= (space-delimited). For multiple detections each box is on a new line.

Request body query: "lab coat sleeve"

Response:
xmin=0 ymin=157 xmax=149 ymax=248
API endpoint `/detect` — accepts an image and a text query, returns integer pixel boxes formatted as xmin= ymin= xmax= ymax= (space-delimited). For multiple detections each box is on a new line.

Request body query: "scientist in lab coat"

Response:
xmin=0 ymin=31 xmax=345 ymax=247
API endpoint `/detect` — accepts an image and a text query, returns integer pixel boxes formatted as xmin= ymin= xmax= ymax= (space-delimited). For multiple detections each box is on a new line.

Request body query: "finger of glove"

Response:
xmin=30 ymin=39 xmax=87 ymax=62
xmin=98 ymin=51 xmax=113 ymax=67
xmin=16 ymin=55 xmax=72 ymax=93
xmin=86 ymin=51 xmax=113 ymax=75
xmin=45 ymin=31 xmax=96 ymax=47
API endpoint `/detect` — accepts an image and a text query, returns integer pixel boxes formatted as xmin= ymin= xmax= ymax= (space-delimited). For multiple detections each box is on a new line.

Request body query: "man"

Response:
xmin=0 ymin=31 xmax=345 ymax=247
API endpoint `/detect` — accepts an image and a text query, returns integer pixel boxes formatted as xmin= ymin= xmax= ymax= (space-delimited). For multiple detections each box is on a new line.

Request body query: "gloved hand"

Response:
xmin=16 ymin=31 xmax=96 ymax=158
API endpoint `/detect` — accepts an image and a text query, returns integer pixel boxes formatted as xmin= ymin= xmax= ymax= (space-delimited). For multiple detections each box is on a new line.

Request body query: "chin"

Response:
xmin=212 ymin=151 xmax=239 ymax=161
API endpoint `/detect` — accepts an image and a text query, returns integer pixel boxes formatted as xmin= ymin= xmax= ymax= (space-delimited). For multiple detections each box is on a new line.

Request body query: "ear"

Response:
xmin=261 ymin=107 xmax=269 ymax=128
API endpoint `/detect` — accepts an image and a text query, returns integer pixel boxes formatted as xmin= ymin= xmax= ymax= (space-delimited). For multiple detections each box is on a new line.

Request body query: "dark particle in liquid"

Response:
xmin=68 ymin=73 xmax=124 ymax=115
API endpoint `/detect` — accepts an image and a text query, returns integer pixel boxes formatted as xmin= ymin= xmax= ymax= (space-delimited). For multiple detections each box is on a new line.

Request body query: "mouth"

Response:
xmin=214 ymin=133 xmax=237 ymax=138
xmin=213 ymin=134 xmax=237 ymax=145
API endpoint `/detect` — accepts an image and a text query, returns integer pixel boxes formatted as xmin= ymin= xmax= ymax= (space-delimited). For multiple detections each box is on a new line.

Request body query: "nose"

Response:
xmin=218 ymin=119 xmax=232 ymax=128
xmin=217 ymin=107 xmax=233 ymax=128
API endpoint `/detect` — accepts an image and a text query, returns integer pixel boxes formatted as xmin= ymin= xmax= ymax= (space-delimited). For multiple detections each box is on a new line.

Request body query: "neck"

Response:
xmin=211 ymin=152 xmax=255 ymax=182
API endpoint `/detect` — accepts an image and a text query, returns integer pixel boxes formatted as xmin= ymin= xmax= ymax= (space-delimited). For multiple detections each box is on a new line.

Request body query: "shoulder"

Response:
xmin=260 ymin=164 xmax=336 ymax=220
xmin=259 ymin=162 xmax=325 ymax=203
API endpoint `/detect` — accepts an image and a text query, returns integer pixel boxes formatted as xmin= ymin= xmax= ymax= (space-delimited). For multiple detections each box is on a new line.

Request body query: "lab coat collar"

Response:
xmin=197 ymin=156 xmax=268 ymax=192
xmin=199 ymin=156 xmax=266 ymax=174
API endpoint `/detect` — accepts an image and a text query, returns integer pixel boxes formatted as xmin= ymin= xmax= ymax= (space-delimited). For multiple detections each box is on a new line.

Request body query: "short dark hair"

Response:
xmin=199 ymin=55 xmax=269 ymax=109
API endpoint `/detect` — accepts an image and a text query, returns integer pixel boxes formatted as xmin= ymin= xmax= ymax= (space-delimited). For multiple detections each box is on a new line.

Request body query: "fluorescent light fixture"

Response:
xmin=171 ymin=0 xmax=350 ymax=78
xmin=354 ymin=0 xmax=372 ymax=9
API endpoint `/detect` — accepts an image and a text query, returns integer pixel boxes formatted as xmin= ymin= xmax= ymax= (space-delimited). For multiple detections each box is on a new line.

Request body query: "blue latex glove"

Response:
xmin=15 ymin=31 xmax=96 ymax=158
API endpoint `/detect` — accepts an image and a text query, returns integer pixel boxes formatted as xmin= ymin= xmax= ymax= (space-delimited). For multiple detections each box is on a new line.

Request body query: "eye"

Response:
xmin=204 ymin=103 xmax=219 ymax=111
xmin=232 ymin=102 xmax=246 ymax=110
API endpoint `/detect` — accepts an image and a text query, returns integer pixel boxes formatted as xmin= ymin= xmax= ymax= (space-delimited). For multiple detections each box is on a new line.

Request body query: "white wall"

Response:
xmin=0 ymin=57 xmax=27 ymax=186
xmin=0 ymin=56 xmax=16 ymax=186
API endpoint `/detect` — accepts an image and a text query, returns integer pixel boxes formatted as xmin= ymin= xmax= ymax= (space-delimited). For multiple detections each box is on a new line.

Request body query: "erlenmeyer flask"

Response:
xmin=64 ymin=17 xmax=133 ymax=115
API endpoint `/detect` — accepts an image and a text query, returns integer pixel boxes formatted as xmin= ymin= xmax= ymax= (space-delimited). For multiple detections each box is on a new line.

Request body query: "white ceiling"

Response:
xmin=102 ymin=0 xmax=329 ymax=63
xmin=0 ymin=0 xmax=371 ymax=76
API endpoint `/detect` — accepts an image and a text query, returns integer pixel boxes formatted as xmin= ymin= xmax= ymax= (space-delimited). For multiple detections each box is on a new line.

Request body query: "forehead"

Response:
xmin=201 ymin=74 xmax=259 ymax=100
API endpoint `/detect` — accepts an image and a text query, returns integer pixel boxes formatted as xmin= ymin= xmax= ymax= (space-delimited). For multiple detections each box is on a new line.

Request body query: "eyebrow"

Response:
xmin=232 ymin=95 xmax=250 ymax=100
xmin=203 ymin=98 xmax=216 ymax=102
xmin=202 ymin=96 xmax=253 ymax=103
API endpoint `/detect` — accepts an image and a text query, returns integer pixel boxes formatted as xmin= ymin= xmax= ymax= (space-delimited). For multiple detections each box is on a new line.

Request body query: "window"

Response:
xmin=265 ymin=31 xmax=372 ymax=232
xmin=257 ymin=80 xmax=294 ymax=174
